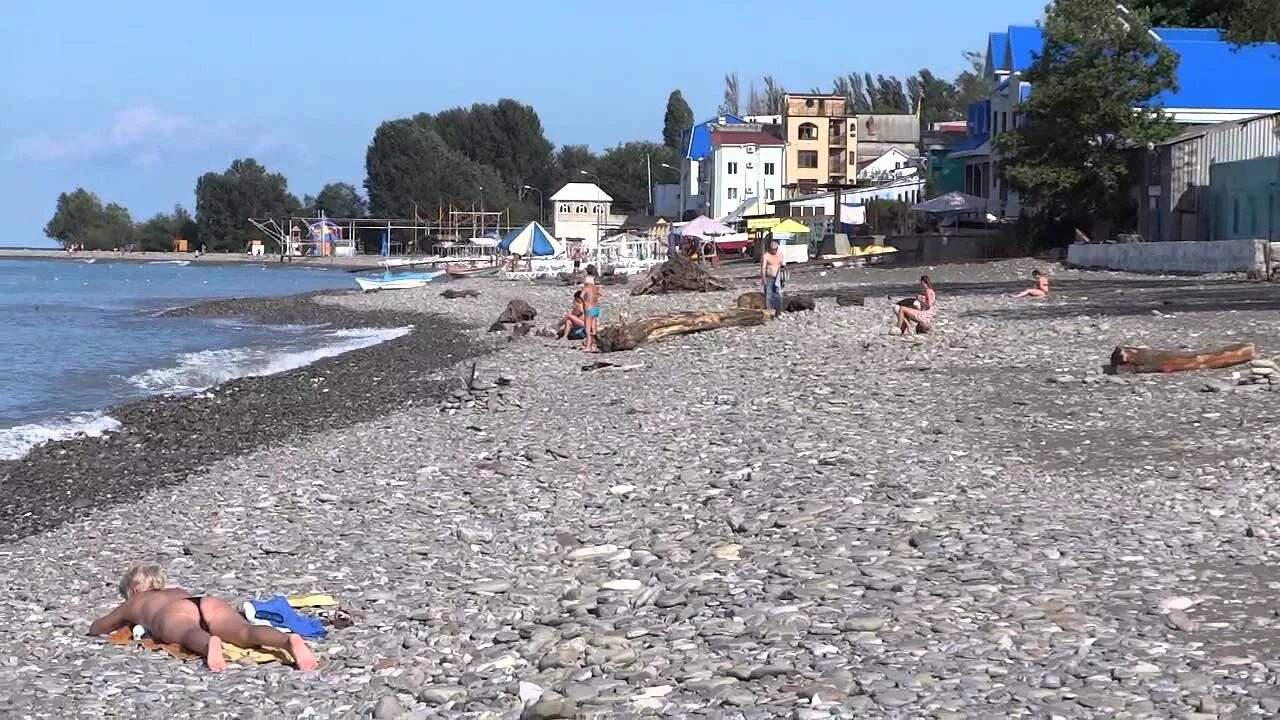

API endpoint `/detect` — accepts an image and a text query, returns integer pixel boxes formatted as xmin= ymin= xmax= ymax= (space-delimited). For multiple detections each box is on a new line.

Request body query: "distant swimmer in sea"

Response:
xmin=88 ymin=564 xmax=318 ymax=672
xmin=1013 ymin=269 xmax=1050 ymax=298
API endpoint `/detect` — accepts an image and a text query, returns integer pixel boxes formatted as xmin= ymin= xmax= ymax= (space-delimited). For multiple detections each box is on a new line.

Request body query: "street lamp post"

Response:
xmin=523 ymin=184 xmax=544 ymax=225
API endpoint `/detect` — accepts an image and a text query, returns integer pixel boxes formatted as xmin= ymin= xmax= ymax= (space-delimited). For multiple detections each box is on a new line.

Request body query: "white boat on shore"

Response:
xmin=355 ymin=270 xmax=445 ymax=292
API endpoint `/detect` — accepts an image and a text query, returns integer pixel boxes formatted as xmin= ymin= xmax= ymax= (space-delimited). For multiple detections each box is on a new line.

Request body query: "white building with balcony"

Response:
xmin=550 ymin=182 xmax=627 ymax=248
xmin=700 ymin=128 xmax=786 ymax=220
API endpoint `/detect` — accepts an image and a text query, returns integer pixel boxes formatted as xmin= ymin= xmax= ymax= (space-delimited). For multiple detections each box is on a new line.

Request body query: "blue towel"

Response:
xmin=250 ymin=596 xmax=328 ymax=639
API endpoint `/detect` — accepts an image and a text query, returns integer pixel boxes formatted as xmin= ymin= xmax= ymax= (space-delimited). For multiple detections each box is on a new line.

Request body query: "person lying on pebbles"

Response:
xmin=87 ymin=564 xmax=318 ymax=672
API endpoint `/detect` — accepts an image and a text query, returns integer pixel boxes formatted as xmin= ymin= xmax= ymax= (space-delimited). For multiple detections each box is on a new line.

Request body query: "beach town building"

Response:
xmin=951 ymin=24 xmax=1280 ymax=221
xmin=782 ymin=93 xmax=858 ymax=196
xmin=770 ymin=177 xmax=926 ymax=219
xmin=678 ymin=114 xmax=747 ymax=218
xmin=855 ymin=113 xmax=922 ymax=167
xmin=550 ymin=182 xmax=628 ymax=248
xmin=699 ymin=126 xmax=787 ymax=220
xmin=856 ymin=147 xmax=921 ymax=183
xmin=1141 ymin=112 xmax=1280 ymax=243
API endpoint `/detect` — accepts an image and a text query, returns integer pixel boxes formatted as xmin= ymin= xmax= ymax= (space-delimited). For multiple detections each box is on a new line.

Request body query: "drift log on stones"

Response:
xmin=597 ymin=308 xmax=772 ymax=352
xmin=631 ymin=254 xmax=733 ymax=295
xmin=1107 ymin=342 xmax=1256 ymax=374
xmin=441 ymin=288 xmax=481 ymax=299
xmin=735 ymin=291 xmax=814 ymax=312
xmin=488 ymin=299 xmax=537 ymax=332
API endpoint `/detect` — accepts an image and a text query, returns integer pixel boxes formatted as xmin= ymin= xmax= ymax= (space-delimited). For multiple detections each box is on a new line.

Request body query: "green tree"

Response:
xmin=662 ymin=90 xmax=694 ymax=150
xmin=953 ymin=51 xmax=989 ymax=111
xmin=552 ymin=144 xmax=599 ymax=191
xmin=718 ymin=73 xmax=740 ymax=116
xmin=996 ymin=0 xmax=1179 ymax=231
xmin=761 ymin=75 xmax=786 ymax=115
xmin=44 ymin=188 xmax=105 ymax=249
xmin=364 ymin=117 xmax=511 ymax=218
xmin=873 ymin=75 xmax=910 ymax=113
xmin=833 ymin=73 xmax=872 ymax=114
xmin=1130 ymin=0 xmax=1280 ymax=43
xmin=596 ymin=141 xmax=677 ymax=214
xmin=195 ymin=158 xmax=300 ymax=252
xmin=306 ymin=182 xmax=367 ymax=218
xmin=44 ymin=189 xmax=140 ymax=250
xmin=132 ymin=205 xmax=196 ymax=251
xmin=430 ymin=99 xmax=554 ymax=191
xmin=913 ymin=69 xmax=961 ymax=125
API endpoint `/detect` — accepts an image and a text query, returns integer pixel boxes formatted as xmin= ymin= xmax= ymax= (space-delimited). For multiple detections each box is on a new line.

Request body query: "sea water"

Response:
xmin=0 ymin=259 xmax=397 ymax=460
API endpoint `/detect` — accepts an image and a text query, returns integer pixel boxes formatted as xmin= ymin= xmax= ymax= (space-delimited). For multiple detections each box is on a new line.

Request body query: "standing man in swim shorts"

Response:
xmin=760 ymin=236 xmax=785 ymax=315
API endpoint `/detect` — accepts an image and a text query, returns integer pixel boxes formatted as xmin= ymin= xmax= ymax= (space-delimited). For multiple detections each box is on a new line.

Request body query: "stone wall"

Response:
xmin=1065 ymin=240 xmax=1268 ymax=275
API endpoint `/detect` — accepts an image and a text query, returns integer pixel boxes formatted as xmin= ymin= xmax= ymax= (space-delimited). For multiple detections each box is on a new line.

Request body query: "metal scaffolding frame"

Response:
xmin=247 ymin=203 xmax=518 ymax=258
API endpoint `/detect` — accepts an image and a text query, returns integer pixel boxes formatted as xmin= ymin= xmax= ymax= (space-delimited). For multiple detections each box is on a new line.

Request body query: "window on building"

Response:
xmin=1000 ymin=112 xmax=1008 ymax=134
xmin=798 ymin=123 xmax=819 ymax=141
xmin=765 ymin=188 xmax=775 ymax=200
xmin=798 ymin=150 xmax=819 ymax=168
xmin=728 ymin=188 xmax=738 ymax=200
xmin=727 ymin=162 xmax=738 ymax=175
xmin=576 ymin=204 xmax=587 ymax=214
xmin=1249 ymin=196 xmax=1258 ymax=234
xmin=764 ymin=162 xmax=775 ymax=175
xmin=1233 ymin=197 xmax=1240 ymax=234
xmin=559 ymin=204 xmax=570 ymax=213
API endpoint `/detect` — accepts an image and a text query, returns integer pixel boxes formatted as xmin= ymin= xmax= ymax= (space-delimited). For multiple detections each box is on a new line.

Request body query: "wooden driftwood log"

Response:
xmin=1107 ymin=342 xmax=1256 ymax=374
xmin=631 ymin=254 xmax=733 ymax=296
xmin=597 ymin=308 xmax=772 ymax=352
xmin=735 ymin=292 xmax=814 ymax=312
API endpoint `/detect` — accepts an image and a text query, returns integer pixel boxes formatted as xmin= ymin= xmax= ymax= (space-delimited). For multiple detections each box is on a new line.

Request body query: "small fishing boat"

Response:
xmin=147 ymin=259 xmax=191 ymax=266
xmin=354 ymin=270 xmax=444 ymax=292
xmin=445 ymin=264 xmax=500 ymax=279
xmin=81 ymin=258 xmax=97 ymax=264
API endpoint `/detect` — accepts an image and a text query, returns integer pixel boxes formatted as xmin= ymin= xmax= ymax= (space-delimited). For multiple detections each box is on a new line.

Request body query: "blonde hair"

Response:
xmin=119 ymin=564 xmax=167 ymax=598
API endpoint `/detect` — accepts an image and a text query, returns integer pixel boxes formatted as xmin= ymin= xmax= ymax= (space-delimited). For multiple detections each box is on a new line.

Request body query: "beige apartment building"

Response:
xmin=783 ymin=93 xmax=859 ymax=196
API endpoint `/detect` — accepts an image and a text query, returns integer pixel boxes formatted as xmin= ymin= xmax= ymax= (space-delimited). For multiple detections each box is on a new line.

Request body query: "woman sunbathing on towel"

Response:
xmin=88 ymin=564 xmax=318 ymax=672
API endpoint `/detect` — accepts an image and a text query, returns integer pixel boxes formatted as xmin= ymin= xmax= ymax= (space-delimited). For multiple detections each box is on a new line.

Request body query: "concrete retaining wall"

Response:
xmin=1065 ymin=240 xmax=1267 ymax=274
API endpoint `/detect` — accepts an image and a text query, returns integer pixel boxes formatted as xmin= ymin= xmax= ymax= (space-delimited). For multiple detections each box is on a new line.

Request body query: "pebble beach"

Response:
xmin=3 ymin=259 xmax=1280 ymax=719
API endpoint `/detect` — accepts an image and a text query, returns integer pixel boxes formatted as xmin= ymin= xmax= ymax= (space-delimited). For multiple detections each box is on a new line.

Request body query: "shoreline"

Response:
xmin=0 ymin=289 xmax=497 ymax=542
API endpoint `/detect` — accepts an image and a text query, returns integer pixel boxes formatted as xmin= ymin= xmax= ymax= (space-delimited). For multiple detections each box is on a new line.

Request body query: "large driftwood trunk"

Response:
xmin=735 ymin=291 xmax=814 ymax=312
xmin=631 ymin=254 xmax=733 ymax=295
xmin=597 ymin=308 xmax=772 ymax=352
xmin=1108 ymin=343 xmax=1255 ymax=374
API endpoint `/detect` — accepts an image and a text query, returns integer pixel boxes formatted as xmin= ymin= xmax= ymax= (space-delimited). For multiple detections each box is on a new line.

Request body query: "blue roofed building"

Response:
xmin=677 ymin=115 xmax=746 ymax=218
xmin=951 ymin=22 xmax=1280 ymax=221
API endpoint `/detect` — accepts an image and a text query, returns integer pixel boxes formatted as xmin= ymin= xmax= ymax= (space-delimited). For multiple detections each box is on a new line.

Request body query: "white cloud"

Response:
xmin=12 ymin=105 xmax=203 ymax=164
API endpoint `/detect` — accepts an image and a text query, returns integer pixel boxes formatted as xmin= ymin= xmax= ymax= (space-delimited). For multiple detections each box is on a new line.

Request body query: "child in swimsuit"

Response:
xmin=581 ymin=265 xmax=603 ymax=352
xmin=88 ymin=564 xmax=318 ymax=672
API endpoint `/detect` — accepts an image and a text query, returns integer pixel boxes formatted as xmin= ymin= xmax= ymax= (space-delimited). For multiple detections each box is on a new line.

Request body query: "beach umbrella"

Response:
xmin=501 ymin=221 xmax=563 ymax=256
xmin=771 ymin=219 xmax=810 ymax=234
xmin=674 ymin=215 xmax=735 ymax=238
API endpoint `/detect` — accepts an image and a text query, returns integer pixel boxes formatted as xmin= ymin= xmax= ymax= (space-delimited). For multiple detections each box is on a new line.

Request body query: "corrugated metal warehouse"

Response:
xmin=1142 ymin=112 xmax=1280 ymax=242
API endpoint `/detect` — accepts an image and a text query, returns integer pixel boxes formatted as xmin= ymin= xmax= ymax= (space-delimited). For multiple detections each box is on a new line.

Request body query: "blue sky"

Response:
xmin=2 ymin=0 xmax=1043 ymax=247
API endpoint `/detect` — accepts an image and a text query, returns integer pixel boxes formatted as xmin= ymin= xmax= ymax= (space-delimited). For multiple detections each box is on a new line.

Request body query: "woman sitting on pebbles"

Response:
xmin=895 ymin=275 xmax=937 ymax=334
xmin=1013 ymin=269 xmax=1050 ymax=298
xmin=560 ymin=290 xmax=587 ymax=341
xmin=88 ymin=564 xmax=318 ymax=672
